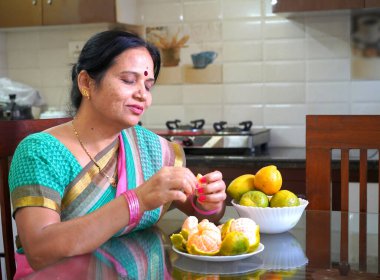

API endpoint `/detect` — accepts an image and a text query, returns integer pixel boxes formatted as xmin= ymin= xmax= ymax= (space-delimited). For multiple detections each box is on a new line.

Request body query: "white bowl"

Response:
xmin=258 ymin=232 xmax=308 ymax=270
xmin=231 ymin=198 xmax=309 ymax=234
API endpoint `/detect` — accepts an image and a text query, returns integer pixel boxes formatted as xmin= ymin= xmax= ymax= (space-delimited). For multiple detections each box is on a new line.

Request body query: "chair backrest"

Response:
xmin=306 ymin=115 xmax=380 ymax=211
xmin=0 ymin=118 xmax=71 ymax=279
xmin=305 ymin=115 xmax=380 ymax=271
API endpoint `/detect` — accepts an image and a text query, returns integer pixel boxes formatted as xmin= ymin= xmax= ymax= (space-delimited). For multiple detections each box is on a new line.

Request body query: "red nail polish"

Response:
xmin=195 ymin=183 xmax=199 ymax=189
xmin=199 ymin=177 xmax=207 ymax=183
xmin=198 ymin=195 xmax=206 ymax=202
xmin=197 ymin=187 xmax=204 ymax=194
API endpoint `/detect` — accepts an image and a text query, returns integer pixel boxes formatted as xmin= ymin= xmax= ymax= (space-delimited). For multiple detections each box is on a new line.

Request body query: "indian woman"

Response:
xmin=9 ymin=30 xmax=226 ymax=279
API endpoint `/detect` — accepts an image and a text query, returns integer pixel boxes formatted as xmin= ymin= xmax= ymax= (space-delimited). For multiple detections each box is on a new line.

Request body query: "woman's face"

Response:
xmin=90 ymin=47 xmax=155 ymax=128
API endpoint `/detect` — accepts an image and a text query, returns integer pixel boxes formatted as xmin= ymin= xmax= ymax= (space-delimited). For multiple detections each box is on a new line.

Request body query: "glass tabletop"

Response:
xmin=23 ymin=208 xmax=379 ymax=279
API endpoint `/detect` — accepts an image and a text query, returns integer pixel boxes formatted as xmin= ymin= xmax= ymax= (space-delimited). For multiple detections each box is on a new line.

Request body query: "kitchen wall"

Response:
xmin=1 ymin=0 xmax=380 ymax=147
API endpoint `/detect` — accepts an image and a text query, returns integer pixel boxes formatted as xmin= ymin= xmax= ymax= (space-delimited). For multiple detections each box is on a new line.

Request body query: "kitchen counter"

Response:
xmin=185 ymin=147 xmax=379 ymax=209
xmin=186 ymin=147 xmax=379 ymax=169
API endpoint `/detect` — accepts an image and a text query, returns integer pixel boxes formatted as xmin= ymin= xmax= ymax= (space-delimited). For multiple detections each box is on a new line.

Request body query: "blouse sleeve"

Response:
xmin=9 ymin=133 xmax=78 ymax=215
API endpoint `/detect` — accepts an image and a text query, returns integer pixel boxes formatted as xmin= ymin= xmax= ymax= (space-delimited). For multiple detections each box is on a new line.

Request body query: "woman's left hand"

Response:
xmin=195 ymin=170 xmax=226 ymax=212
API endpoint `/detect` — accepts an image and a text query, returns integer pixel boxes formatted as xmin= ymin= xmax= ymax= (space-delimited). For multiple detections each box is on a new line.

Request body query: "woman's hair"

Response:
xmin=70 ymin=30 xmax=161 ymax=110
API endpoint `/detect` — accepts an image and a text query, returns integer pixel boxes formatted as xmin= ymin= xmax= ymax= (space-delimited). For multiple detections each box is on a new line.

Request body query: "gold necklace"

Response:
xmin=72 ymin=120 xmax=117 ymax=187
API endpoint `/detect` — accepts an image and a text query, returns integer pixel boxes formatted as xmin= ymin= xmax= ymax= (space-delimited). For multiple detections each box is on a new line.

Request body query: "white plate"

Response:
xmin=172 ymin=243 xmax=264 ymax=262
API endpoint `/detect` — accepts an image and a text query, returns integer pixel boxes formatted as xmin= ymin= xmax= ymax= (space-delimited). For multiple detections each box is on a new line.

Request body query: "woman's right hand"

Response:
xmin=134 ymin=166 xmax=197 ymax=212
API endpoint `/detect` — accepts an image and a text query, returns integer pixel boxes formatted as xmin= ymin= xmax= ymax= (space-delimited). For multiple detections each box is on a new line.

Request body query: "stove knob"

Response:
xmin=182 ymin=137 xmax=194 ymax=147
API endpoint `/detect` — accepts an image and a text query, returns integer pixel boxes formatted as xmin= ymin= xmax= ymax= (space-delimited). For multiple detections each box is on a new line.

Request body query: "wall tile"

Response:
xmin=141 ymin=2 xmax=182 ymax=24
xmin=6 ymin=31 xmax=40 ymax=50
xmin=222 ymin=0 xmax=261 ymax=19
xmin=307 ymin=82 xmax=350 ymax=103
xmin=223 ymin=104 xmax=263 ymax=125
xmin=264 ymin=104 xmax=306 ymax=125
xmin=183 ymin=84 xmax=223 ymax=104
xmin=145 ymin=105 xmax=185 ymax=125
xmin=7 ymin=68 xmax=41 ymax=89
xmin=351 ymin=81 xmax=380 ymax=101
xmin=307 ymin=59 xmax=350 ymax=81
xmin=223 ymin=62 xmax=262 ymax=83
xmin=7 ymin=50 xmax=39 ymax=69
xmin=224 ymin=84 xmax=264 ymax=104
xmin=40 ymin=86 xmax=71 ymax=108
xmin=223 ymin=20 xmax=262 ymax=41
xmin=263 ymin=83 xmax=305 ymax=104
xmin=263 ymin=19 xmax=305 ymax=39
xmin=41 ymin=67 xmax=71 ymax=87
xmin=307 ymin=103 xmax=350 ymax=114
xmin=264 ymin=39 xmax=305 ymax=61
xmin=264 ymin=61 xmax=305 ymax=82
xmin=151 ymin=85 xmax=183 ymax=105
xmin=307 ymin=37 xmax=350 ymax=59
xmin=351 ymin=103 xmax=380 ymax=114
xmin=305 ymin=13 xmax=350 ymax=40
xmin=38 ymin=49 xmax=69 ymax=68
xmin=185 ymin=22 xmax=222 ymax=43
xmin=0 ymin=33 xmax=6 ymax=53
xmin=39 ymin=29 xmax=71 ymax=50
xmin=267 ymin=126 xmax=305 ymax=147
xmin=223 ymin=41 xmax=262 ymax=62
xmin=185 ymin=105 xmax=223 ymax=126
xmin=184 ymin=1 xmax=221 ymax=22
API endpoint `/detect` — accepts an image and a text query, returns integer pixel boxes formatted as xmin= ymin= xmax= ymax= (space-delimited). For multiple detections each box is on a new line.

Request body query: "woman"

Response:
xmin=9 ymin=30 xmax=226 ymax=277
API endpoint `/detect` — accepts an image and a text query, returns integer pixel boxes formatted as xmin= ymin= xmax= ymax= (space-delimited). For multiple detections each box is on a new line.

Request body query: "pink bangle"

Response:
xmin=122 ymin=190 xmax=141 ymax=227
xmin=189 ymin=195 xmax=219 ymax=216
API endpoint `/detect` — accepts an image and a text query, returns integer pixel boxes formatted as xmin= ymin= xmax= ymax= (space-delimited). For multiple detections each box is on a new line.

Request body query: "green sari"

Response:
xmin=9 ymin=125 xmax=185 ymax=249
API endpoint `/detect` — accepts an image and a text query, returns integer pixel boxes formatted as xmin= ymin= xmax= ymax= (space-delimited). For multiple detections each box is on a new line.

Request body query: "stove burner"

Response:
xmin=213 ymin=121 xmax=253 ymax=133
xmin=166 ymin=119 xmax=205 ymax=131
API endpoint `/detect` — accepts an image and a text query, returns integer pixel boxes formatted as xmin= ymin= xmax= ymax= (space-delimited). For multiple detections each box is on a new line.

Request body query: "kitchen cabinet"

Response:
xmin=365 ymin=0 xmax=380 ymax=7
xmin=0 ymin=0 xmax=116 ymax=28
xmin=272 ymin=0 xmax=371 ymax=13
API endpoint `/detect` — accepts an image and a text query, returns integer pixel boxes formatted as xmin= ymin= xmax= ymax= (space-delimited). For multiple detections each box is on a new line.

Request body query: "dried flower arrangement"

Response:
xmin=151 ymin=32 xmax=190 ymax=50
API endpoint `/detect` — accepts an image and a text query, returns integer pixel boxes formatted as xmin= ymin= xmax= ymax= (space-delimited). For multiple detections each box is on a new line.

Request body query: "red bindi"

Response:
xmin=144 ymin=71 xmax=148 ymax=76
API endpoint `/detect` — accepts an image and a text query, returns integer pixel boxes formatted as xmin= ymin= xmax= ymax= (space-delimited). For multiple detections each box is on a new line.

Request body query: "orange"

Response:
xmin=239 ymin=190 xmax=269 ymax=208
xmin=269 ymin=190 xmax=300 ymax=207
xmin=226 ymin=174 xmax=255 ymax=201
xmin=220 ymin=218 xmax=260 ymax=253
xmin=219 ymin=231 xmax=250 ymax=255
xmin=186 ymin=230 xmax=221 ymax=255
xmin=254 ymin=165 xmax=282 ymax=195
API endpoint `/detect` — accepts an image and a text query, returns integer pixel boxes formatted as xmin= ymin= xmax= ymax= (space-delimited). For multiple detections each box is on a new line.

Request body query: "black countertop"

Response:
xmin=185 ymin=147 xmax=379 ymax=170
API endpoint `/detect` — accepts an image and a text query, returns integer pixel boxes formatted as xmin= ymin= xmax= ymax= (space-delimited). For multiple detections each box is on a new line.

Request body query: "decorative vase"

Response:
xmin=161 ymin=48 xmax=181 ymax=67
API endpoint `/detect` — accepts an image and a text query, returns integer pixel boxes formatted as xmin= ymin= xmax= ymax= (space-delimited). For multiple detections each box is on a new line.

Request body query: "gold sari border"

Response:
xmin=62 ymin=141 xmax=119 ymax=210
xmin=172 ymin=142 xmax=184 ymax=167
xmin=13 ymin=196 xmax=60 ymax=213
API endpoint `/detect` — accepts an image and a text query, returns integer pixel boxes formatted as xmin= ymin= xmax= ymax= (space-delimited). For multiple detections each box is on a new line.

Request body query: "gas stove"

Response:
xmin=152 ymin=119 xmax=270 ymax=155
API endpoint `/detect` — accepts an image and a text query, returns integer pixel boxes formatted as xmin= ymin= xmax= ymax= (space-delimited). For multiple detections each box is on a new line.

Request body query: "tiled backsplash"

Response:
xmin=1 ymin=0 xmax=380 ymax=147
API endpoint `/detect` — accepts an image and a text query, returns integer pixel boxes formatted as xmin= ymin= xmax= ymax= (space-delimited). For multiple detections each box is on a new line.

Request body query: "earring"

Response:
xmin=82 ymin=89 xmax=90 ymax=100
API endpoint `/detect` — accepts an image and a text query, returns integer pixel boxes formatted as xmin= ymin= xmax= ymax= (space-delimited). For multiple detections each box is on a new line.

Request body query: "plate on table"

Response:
xmin=172 ymin=243 xmax=264 ymax=262
xmin=173 ymin=245 xmax=264 ymax=275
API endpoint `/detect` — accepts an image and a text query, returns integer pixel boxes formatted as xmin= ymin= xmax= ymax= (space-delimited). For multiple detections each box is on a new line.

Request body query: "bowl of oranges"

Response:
xmin=228 ymin=165 xmax=309 ymax=234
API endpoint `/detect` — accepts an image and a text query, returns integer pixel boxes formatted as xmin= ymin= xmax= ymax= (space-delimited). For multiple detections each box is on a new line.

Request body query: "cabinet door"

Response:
xmin=273 ymin=0 xmax=364 ymax=13
xmin=365 ymin=0 xmax=380 ymax=7
xmin=43 ymin=0 xmax=116 ymax=25
xmin=0 ymin=0 xmax=42 ymax=27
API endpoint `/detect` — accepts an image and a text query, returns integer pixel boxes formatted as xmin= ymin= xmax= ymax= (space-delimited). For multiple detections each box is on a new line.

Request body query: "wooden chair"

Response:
xmin=0 ymin=118 xmax=71 ymax=280
xmin=305 ymin=115 xmax=380 ymax=272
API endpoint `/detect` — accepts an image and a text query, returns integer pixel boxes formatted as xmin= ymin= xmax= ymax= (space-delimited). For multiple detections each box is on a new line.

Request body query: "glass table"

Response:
xmin=23 ymin=208 xmax=379 ymax=279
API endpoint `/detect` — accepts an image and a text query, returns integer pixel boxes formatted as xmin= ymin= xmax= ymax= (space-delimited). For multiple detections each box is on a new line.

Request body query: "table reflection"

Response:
xmin=23 ymin=210 xmax=379 ymax=279
xmin=25 ymin=227 xmax=171 ymax=280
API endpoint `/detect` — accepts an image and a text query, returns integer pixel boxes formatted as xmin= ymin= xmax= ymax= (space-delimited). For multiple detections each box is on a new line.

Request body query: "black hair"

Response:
xmin=70 ymin=30 xmax=161 ymax=110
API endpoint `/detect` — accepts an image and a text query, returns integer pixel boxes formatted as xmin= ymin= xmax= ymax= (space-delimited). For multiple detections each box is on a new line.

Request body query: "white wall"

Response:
xmin=2 ymin=0 xmax=380 ymax=148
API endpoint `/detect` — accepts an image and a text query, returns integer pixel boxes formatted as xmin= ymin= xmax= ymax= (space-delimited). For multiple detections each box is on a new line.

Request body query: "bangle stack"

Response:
xmin=122 ymin=190 xmax=141 ymax=227
xmin=190 ymin=195 xmax=220 ymax=216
